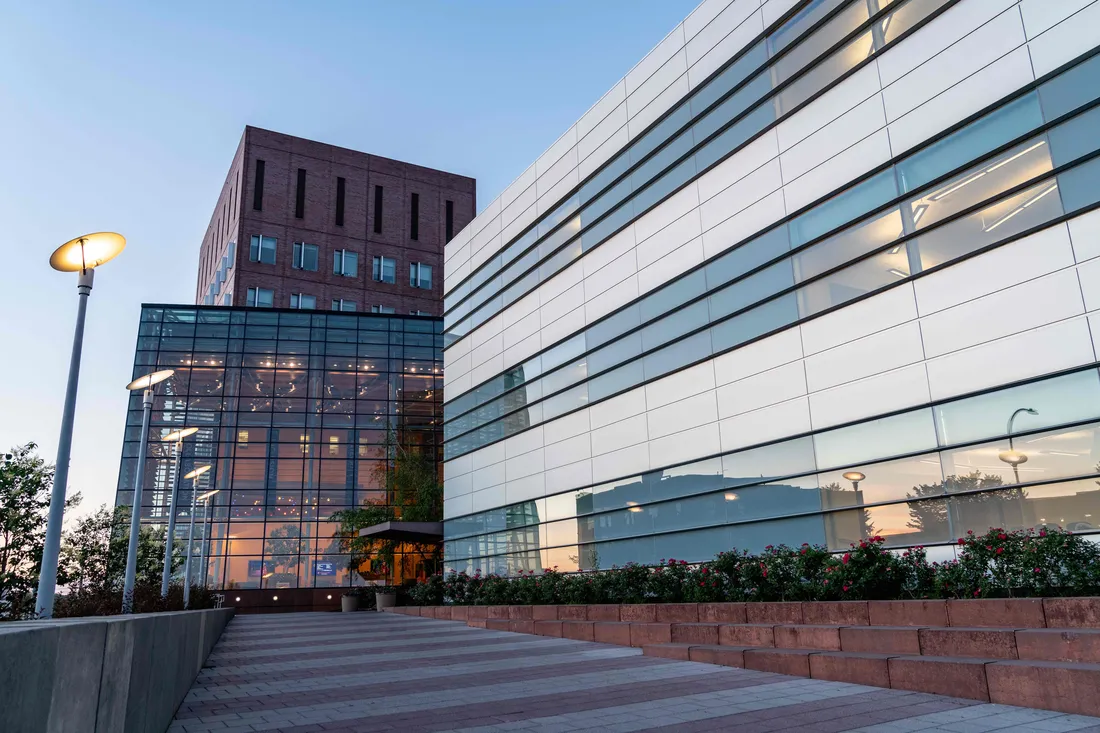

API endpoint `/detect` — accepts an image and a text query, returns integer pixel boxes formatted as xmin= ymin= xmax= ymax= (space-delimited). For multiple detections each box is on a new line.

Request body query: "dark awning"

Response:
xmin=357 ymin=521 xmax=443 ymax=543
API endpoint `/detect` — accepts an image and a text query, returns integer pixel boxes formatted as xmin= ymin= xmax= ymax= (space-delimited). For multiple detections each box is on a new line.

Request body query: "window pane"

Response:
xmin=790 ymin=170 xmax=898 ymax=247
xmin=1057 ymin=155 xmax=1100 ymax=213
xmin=814 ymin=408 xmax=937 ymax=470
xmin=793 ymin=206 xmax=904 ymax=284
xmin=796 ymin=245 xmax=911 ymax=318
xmin=819 ymin=453 xmax=944 ymax=509
xmin=942 ymin=422 xmax=1100 ymax=490
xmin=933 ymin=369 xmax=1100 ymax=446
xmin=1038 ymin=53 xmax=1100 ymax=121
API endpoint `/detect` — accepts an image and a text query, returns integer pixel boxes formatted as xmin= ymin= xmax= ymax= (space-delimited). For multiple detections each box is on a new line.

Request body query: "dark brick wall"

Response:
xmin=196 ymin=126 xmax=476 ymax=315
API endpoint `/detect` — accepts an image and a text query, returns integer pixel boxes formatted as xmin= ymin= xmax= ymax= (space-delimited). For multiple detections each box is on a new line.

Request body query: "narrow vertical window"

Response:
xmin=335 ymin=176 xmax=346 ymax=226
xmin=410 ymin=192 xmax=419 ymax=240
xmin=445 ymin=199 xmax=455 ymax=242
xmin=373 ymin=185 xmax=384 ymax=234
xmin=253 ymin=159 xmax=265 ymax=211
xmin=295 ymin=168 xmax=306 ymax=219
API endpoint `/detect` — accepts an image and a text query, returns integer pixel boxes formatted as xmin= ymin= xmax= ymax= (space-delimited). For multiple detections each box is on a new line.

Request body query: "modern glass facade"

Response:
xmin=114 ymin=305 xmax=443 ymax=590
xmin=442 ymin=0 xmax=1100 ymax=575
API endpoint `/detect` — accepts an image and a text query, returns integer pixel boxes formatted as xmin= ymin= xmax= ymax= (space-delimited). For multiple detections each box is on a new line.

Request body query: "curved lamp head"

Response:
xmin=49 ymin=232 xmax=126 ymax=273
xmin=197 ymin=489 xmax=220 ymax=502
xmin=998 ymin=450 xmax=1029 ymax=467
xmin=162 ymin=427 xmax=199 ymax=443
xmin=126 ymin=369 xmax=174 ymax=391
xmin=184 ymin=465 xmax=211 ymax=480
xmin=842 ymin=471 xmax=866 ymax=483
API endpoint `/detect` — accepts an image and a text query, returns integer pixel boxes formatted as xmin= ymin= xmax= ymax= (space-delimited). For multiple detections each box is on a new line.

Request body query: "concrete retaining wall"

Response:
xmin=0 ymin=607 xmax=234 ymax=733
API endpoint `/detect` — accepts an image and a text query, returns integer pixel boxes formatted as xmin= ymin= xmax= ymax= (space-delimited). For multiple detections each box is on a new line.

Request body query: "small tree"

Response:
xmin=0 ymin=443 xmax=79 ymax=620
xmin=59 ymin=504 xmax=179 ymax=593
xmin=332 ymin=430 xmax=442 ymax=583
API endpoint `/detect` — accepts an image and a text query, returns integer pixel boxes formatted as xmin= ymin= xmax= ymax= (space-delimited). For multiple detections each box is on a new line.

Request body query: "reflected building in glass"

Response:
xmin=441 ymin=0 xmax=1100 ymax=575
xmin=114 ymin=304 xmax=443 ymax=610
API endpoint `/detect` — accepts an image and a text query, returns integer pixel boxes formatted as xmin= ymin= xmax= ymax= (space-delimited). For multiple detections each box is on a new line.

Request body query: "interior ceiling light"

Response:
xmin=929 ymin=141 xmax=1047 ymax=202
xmin=983 ymin=183 xmax=1059 ymax=233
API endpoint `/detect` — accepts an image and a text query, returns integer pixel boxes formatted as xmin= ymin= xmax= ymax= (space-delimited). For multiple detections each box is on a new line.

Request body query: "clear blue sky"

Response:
xmin=0 ymin=1 xmax=700 ymax=516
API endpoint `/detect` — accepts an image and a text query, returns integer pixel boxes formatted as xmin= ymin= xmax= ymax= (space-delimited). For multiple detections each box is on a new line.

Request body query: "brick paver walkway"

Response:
xmin=171 ymin=612 xmax=1100 ymax=732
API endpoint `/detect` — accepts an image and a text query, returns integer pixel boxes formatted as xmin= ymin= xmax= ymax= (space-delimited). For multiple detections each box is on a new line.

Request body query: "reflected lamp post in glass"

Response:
xmin=182 ymin=465 xmax=212 ymax=608
xmin=160 ymin=427 xmax=198 ymax=597
xmin=842 ymin=471 xmax=866 ymax=491
xmin=122 ymin=369 xmax=175 ymax=613
xmin=196 ymin=488 xmax=220 ymax=590
xmin=37 ymin=232 xmax=126 ymax=619
xmin=999 ymin=407 xmax=1039 ymax=485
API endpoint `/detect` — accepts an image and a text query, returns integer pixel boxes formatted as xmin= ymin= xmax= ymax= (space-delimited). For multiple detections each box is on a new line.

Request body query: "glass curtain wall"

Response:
xmin=114 ymin=305 xmax=443 ymax=591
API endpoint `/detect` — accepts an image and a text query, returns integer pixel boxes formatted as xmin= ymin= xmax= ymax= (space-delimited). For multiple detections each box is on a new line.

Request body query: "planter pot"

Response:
xmin=341 ymin=595 xmax=360 ymax=613
xmin=376 ymin=591 xmax=397 ymax=611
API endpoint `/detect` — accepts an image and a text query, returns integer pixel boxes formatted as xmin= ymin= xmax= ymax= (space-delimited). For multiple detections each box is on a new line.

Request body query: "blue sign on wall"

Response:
xmin=314 ymin=561 xmax=336 ymax=577
xmin=247 ymin=560 xmax=269 ymax=578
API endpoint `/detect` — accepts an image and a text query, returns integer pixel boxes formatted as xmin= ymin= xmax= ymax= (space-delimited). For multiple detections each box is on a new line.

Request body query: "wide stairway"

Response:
xmin=395 ymin=598 xmax=1100 ymax=717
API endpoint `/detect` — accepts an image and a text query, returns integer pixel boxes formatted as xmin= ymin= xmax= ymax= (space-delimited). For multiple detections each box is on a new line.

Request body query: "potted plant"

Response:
xmin=374 ymin=584 xmax=398 ymax=611
xmin=341 ymin=587 xmax=361 ymax=613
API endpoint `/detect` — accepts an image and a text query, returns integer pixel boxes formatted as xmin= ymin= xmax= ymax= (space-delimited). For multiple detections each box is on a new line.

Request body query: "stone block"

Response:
xmin=435 ymin=607 xmax=453 ymax=620
xmin=918 ymin=627 xmax=1018 ymax=659
xmin=557 ymin=605 xmax=587 ymax=621
xmin=689 ymin=644 xmax=748 ymax=667
xmin=0 ymin=624 xmax=58 ymax=733
xmin=987 ymin=660 xmax=1100 ymax=717
xmin=1016 ymin=628 xmax=1100 ymax=663
xmin=888 ymin=656 xmax=991 ymax=701
xmin=719 ymin=623 xmax=775 ymax=647
xmin=802 ymin=601 xmax=869 ymax=626
xmin=810 ymin=651 xmax=893 ymax=687
xmin=487 ymin=606 xmax=510 ymax=619
xmin=485 ymin=618 xmax=511 ymax=631
xmin=509 ymin=620 xmax=535 ymax=635
xmin=468 ymin=605 xmax=489 ymax=620
xmin=532 ymin=605 xmax=557 ymax=621
xmin=642 ymin=643 xmax=693 ymax=660
xmin=507 ymin=605 xmax=533 ymax=620
xmin=1043 ymin=597 xmax=1100 ymax=628
xmin=593 ymin=622 xmax=632 ymax=646
xmin=619 ymin=604 xmax=657 ymax=623
xmin=534 ymin=620 xmax=563 ymax=637
xmin=450 ymin=606 xmax=469 ymax=621
xmin=744 ymin=648 xmax=814 ymax=677
xmin=467 ymin=619 xmax=487 ymax=629
xmin=774 ymin=624 xmax=842 ymax=651
xmin=840 ymin=626 xmax=922 ymax=655
xmin=671 ymin=623 xmax=720 ymax=645
xmin=947 ymin=598 xmax=1045 ymax=628
xmin=746 ymin=602 xmax=803 ymax=624
xmin=655 ymin=603 xmax=699 ymax=623
xmin=699 ymin=602 xmax=747 ymax=623
xmin=586 ymin=604 xmax=620 ymax=621
xmin=630 ymin=623 xmax=673 ymax=647
xmin=868 ymin=600 xmax=948 ymax=627
xmin=562 ymin=621 xmax=595 ymax=641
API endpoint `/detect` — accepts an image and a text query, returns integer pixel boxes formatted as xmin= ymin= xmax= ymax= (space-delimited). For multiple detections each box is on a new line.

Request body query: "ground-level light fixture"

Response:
xmin=121 ymin=368 xmax=175 ymax=614
xmin=36 ymin=232 xmax=126 ymax=619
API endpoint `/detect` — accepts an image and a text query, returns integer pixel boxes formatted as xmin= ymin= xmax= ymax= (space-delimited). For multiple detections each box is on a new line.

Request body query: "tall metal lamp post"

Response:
xmin=121 ymin=369 xmax=175 ymax=613
xmin=999 ymin=407 xmax=1039 ymax=485
xmin=160 ymin=427 xmax=198 ymax=597
xmin=36 ymin=232 xmax=126 ymax=619
xmin=182 ymin=465 xmax=211 ymax=608
xmin=196 ymin=488 xmax=220 ymax=589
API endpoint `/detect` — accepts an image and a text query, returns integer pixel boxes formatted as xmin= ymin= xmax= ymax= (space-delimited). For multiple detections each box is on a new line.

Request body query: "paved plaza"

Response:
xmin=171 ymin=612 xmax=1100 ymax=733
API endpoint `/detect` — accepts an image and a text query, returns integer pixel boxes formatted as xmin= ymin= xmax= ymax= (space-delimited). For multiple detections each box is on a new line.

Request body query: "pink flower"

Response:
xmin=997 ymin=533 xmax=1007 ymax=540
xmin=958 ymin=538 xmax=966 ymax=545
xmin=973 ymin=590 xmax=981 ymax=597
xmin=842 ymin=585 xmax=850 ymax=592
xmin=995 ymin=547 xmax=1004 ymax=555
xmin=1034 ymin=568 xmax=1041 ymax=573
xmin=842 ymin=553 xmax=850 ymax=565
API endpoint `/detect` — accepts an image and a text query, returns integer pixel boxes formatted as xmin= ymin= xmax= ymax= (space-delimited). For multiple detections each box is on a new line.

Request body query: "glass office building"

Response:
xmin=441 ymin=0 xmax=1100 ymax=574
xmin=114 ymin=304 xmax=443 ymax=592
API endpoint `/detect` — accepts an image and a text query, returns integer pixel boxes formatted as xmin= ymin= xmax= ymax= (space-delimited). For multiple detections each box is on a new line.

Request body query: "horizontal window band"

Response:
xmin=444 ymin=413 xmax=1100 ymax=541
xmin=442 ymin=150 xmax=1100 ymax=458
xmin=444 ymin=0 xmax=855 ymax=313
xmin=443 ymin=0 xmax=956 ymax=341
xmin=444 ymin=361 xmax=1100 ymax=531
xmin=443 ymin=100 xmax=1100 ymax=437
xmin=443 ymin=42 xmax=1100 ymax=415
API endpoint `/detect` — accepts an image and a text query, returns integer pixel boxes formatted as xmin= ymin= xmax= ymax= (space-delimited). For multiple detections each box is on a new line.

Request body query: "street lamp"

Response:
xmin=36 ymin=232 xmax=126 ymax=619
xmin=121 ymin=368 xmax=175 ymax=613
xmin=999 ymin=408 xmax=1038 ymax=485
xmin=160 ymin=427 xmax=199 ymax=597
xmin=842 ymin=471 xmax=866 ymax=490
xmin=196 ymin=488 xmax=220 ymax=590
xmin=182 ymin=465 xmax=211 ymax=608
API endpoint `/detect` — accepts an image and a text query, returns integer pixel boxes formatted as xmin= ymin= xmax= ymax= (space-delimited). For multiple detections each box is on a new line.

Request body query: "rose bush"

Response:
xmin=412 ymin=525 xmax=1100 ymax=606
